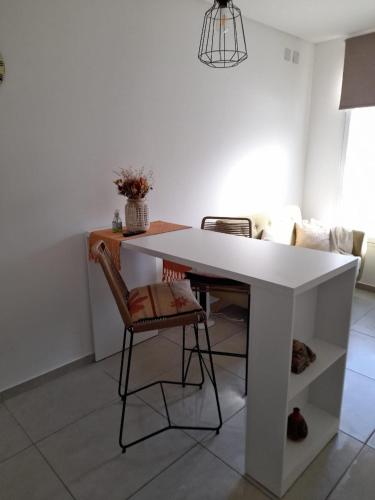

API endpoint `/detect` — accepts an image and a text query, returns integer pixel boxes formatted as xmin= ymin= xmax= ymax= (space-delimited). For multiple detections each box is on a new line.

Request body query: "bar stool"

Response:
xmin=92 ymin=240 xmax=223 ymax=453
xmin=185 ymin=216 xmax=252 ymax=395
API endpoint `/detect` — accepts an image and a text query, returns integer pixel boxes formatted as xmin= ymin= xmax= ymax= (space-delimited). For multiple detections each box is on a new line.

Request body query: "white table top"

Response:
xmin=122 ymin=228 xmax=357 ymax=295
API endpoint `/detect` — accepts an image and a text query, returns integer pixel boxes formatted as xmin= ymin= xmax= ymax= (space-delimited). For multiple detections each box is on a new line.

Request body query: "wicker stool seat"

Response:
xmin=92 ymin=240 xmax=223 ymax=454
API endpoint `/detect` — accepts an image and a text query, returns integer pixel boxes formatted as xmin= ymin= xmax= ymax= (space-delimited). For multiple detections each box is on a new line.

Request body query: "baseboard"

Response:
xmin=356 ymin=282 xmax=375 ymax=293
xmin=0 ymin=354 xmax=95 ymax=402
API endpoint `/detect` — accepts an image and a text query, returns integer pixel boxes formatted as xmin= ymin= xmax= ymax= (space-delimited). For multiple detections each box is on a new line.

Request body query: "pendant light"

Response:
xmin=198 ymin=0 xmax=248 ymax=68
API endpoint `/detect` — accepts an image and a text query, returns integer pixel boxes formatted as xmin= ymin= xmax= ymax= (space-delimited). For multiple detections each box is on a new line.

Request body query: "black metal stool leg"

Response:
xmin=118 ymin=326 xmax=127 ymax=399
xmin=203 ymin=320 xmax=223 ymax=433
xmin=119 ymin=328 xmax=134 ymax=453
xmin=182 ymin=326 xmax=205 ymax=388
xmin=193 ymin=323 xmax=205 ymax=389
xmin=245 ymin=293 xmax=250 ymax=397
xmin=199 ymin=290 xmax=207 ymax=314
xmin=182 ymin=326 xmax=186 ymax=387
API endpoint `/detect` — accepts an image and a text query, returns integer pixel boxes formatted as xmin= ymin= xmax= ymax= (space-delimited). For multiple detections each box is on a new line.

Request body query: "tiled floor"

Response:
xmin=2 ymin=289 xmax=375 ymax=499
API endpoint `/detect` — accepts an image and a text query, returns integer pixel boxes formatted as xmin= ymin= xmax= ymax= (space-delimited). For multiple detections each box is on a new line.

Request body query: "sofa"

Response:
xmin=212 ymin=205 xmax=367 ymax=309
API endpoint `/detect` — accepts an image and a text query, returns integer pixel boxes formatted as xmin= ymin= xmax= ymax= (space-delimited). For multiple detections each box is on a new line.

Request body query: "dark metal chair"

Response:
xmin=184 ymin=216 xmax=252 ymax=395
xmin=92 ymin=240 xmax=222 ymax=453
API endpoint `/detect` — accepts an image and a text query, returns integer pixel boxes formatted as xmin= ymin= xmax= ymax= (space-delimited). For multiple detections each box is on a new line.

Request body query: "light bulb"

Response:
xmin=219 ymin=9 xmax=230 ymax=35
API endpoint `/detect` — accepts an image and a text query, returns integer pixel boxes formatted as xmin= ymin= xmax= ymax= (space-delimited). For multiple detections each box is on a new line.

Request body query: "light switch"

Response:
xmin=284 ymin=48 xmax=291 ymax=61
xmin=292 ymin=51 xmax=300 ymax=64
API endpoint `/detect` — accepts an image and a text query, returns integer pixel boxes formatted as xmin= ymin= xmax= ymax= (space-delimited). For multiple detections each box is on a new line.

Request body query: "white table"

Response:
xmin=122 ymin=228 xmax=357 ymax=497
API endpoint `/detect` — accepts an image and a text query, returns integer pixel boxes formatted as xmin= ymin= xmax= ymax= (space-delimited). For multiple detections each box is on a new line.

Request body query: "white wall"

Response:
xmin=302 ymin=39 xmax=375 ymax=286
xmin=302 ymin=39 xmax=347 ymax=224
xmin=0 ymin=0 xmax=314 ymax=391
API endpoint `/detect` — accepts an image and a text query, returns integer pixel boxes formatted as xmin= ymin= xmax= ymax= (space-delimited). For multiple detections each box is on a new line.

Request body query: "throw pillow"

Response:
xmin=261 ymin=228 xmax=275 ymax=242
xmin=295 ymin=221 xmax=330 ymax=251
xmin=261 ymin=221 xmax=295 ymax=245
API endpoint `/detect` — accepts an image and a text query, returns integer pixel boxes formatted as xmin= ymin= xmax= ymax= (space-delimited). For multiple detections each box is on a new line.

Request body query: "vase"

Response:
xmin=125 ymin=197 xmax=150 ymax=233
xmin=287 ymin=408 xmax=308 ymax=441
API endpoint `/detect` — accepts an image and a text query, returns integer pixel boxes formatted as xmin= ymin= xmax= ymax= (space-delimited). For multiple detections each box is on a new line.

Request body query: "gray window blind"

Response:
xmin=340 ymin=32 xmax=375 ymax=110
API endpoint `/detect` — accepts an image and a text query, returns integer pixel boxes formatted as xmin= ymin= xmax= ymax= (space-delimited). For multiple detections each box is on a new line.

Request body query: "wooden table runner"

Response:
xmin=88 ymin=220 xmax=191 ymax=276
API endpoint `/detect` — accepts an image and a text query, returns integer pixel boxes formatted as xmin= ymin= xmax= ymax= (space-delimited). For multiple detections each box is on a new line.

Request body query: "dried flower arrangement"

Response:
xmin=114 ymin=167 xmax=153 ymax=200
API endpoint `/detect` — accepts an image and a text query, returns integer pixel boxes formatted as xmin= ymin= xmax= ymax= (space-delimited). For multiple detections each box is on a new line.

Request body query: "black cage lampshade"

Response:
xmin=198 ymin=0 xmax=248 ymax=68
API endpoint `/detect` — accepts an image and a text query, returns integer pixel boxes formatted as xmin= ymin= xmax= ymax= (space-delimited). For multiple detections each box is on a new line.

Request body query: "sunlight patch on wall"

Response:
xmin=217 ymin=144 xmax=290 ymax=215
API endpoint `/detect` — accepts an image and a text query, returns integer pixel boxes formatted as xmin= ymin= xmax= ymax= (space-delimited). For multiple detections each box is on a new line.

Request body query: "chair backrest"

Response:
xmin=201 ymin=216 xmax=252 ymax=238
xmin=91 ymin=240 xmax=133 ymax=328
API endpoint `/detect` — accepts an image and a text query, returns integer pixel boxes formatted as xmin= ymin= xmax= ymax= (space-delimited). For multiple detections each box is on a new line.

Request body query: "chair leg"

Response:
xmin=203 ymin=320 xmax=223 ymax=433
xmin=181 ymin=325 xmax=204 ymax=389
xmin=118 ymin=321 xmax=222 ymax=453
xmin=245 ymin=293 xmax=250 ymax=397
xmin=193 ymin=323 xmax=205 ymax=389
xmin=182 ymin=326 xmax=186 ymax=387
xmin=118 ymin=326 xmax=128 ymax=399
xmin=182 ymin=326 xmax=205 ymax=388
xmin=199 ymin=290 xmax=207 ymax=315
xmin=119 ymin=328 xmax=134 ymax=453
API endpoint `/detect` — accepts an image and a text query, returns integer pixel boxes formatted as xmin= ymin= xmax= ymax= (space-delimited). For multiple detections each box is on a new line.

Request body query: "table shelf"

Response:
xmin=288 ymin=338 xmax=346 ymax=401
xmin=283 ymin=404 xmax=339 ymax=493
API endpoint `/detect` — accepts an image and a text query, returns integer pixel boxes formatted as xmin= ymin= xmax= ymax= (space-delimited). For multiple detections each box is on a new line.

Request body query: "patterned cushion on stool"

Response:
xmin=128 ymin=280 xmax=202 ymax=323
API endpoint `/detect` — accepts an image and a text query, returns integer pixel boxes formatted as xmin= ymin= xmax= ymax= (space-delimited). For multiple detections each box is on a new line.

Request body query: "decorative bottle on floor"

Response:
xmin=287 ymin=408 xmax=308 ymax=441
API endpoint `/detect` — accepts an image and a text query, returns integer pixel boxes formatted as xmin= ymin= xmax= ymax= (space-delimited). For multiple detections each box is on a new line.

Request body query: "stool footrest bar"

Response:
xmin=187 ymin=347 xmax=247 ymax=359
xmin=126 ymin=379 xmax=203 ymax=397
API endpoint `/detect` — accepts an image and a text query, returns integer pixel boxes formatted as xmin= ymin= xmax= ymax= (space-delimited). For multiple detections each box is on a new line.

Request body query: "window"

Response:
xmin=340 ymin=107 xmax=375 ymax=238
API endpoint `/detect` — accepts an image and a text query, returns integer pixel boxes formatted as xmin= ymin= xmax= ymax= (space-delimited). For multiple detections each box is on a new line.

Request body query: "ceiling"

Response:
xmin=221 ymin=0 xmax=375 ymax=43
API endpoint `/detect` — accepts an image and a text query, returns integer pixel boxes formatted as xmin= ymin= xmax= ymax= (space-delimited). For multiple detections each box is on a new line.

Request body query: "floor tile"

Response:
xmin=340 ymin=369 xmax=375 ymax=442
xmin=0 ymin=446 xmax=72 ymax=500
xmin=0 ymin=403 xmax=31 ymax=463
xmin=161 ymin=316 xmax=244 ymax=350
xmin=134 ymin=354 xmax=209 ymax=411
xmin=139 ymin=357 xmax=245 ymax=441
xmin=5 ymin=364 xmax=118 ymax=442
xmin=131 ymin=444 xmax=268 ymax=500
xmin=69 ymin=429 xmax=195 ymax=500
xmin=329 ymin=445 xmax=375 ymax=500
xmin=353 ymin=288 xmax=375 ymax=302
xmin=203 ymin=408 xmax=246 ymax=474
xmin=367 ymin=431 xmax=375 ymax=449
xmin=351 ymin=290 xmax=375 ymax=326
xmin=214 ymin=304 xmax=248 ymax=321
xmin=351 ymin=307 xmax=375 ymax=337
xmin=213 ymin=331 xmax=247 ymax=379
xmin=38 ymin=396 xmax=168 ymax=483
xmin=284 ymin=432 xmax=362 ymax=500
xmin=98 ymin=336 xmax=181 ymax=390
xmin=347 ymin=330 xmax=375 ymax=379
xmin=4 ymin=290 xmax=375 ymax=500
xmin=204 ymin=410 xmax=362 ymax=500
